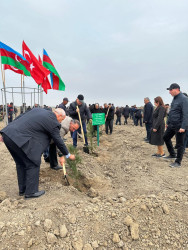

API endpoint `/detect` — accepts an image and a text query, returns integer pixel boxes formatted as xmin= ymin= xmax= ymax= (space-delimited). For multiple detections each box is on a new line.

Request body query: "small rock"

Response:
xmin=103 ymin=240 xmax=108 ymax=247
xmin=113 ymin=233 xmax=120 ymax=243
xmin=28 ymin=238 xmax=34 ymax=248
xmin=124 ymin=215 xmax=133 ymax=226
xmin=68 ymin=214 xmax=77 ymax=224
xmin=0 ymin=222 xmax=5 ymax=229
xmin=119 ymin=197 xmax=126 ymax=203
xmin=88 ymin=187 xmax=99 ymax=198
xmin=35 ymin=220 xmax=41 ymax=226
xmin=54 ymin=228 xmax=60 ymax=236
xmin=46 ymin=232 xmax=57 ymax=244
xmin=1 ymin=199 xmax=11 ymax=207
xmin=72 ymin=238 xmax=83 ymax=250
xmin=130 ymin=223 xmax=139 ymax=240
xmin=44 ymin=219 xmax=52 ymax=231
xmin=117 ymin=192 xmax=124 ymax=198
xmin=60 ymin=224 xmax=68 ymax=238
xmin=140 ymin=204 xmax=147 ymax=211
xmin=91 ymin=240 xmax=98 ymax=248
xmin=118 ymin=240 xmax=124 ymax=248
xmin=162 ymin=204 xmax=169 ymax=214
xmin=111 ymin=212 xmax=116 ymax=218
xmin=83 ymin=243 xmax=93 ymax=250
xmin=0 ymin=191 xmax=7 ymax=201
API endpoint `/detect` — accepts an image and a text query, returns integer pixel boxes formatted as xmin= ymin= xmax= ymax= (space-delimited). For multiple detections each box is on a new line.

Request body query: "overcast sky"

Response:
xmin=0 ymin=0 xmax=188 ymax=107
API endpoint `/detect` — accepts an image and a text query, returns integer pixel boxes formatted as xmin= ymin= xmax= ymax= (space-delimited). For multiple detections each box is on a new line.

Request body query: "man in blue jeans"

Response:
xmin=69 ymin=94 xmax=92 ymax=147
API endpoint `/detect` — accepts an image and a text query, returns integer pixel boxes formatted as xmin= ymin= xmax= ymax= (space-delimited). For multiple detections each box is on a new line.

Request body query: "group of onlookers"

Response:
xmin=143 ymin=83 xmax=188 ymax=168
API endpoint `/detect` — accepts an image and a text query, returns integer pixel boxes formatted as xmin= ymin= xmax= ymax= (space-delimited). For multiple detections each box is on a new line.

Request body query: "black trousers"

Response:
xmin=49 ymin=143 xmax=58 ymax=168
xmin=163 ymin=125 xmax=186 ymax=164
xmin=105 ymin=119 xmax=113 ymax=134
xmin=2 ymin=133 xmax=40 ymax=195
xmin=145 ymin=123 xmax=152 ymax=140
xmin=124 ymin=116 xmax=128 ymax=124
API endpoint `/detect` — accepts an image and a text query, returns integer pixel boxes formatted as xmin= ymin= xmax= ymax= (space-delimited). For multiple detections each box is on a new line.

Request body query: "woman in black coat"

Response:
xmin=150 ymin=96 xmax=166 ymax=157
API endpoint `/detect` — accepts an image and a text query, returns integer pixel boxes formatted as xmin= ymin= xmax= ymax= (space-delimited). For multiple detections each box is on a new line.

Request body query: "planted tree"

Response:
xmin=66 ymin=144 xmax=82 ymax=181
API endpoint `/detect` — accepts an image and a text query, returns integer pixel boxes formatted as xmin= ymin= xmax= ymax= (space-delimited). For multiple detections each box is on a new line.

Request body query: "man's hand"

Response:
xmin=179 ymin=128 xmax=185 ymax=133
xmin=153 ymin=129 xmax=157 ymax=132
xmin=0 ymin=136 xmax=3 ymax=142
xmin=76 ymin=108 xmax=79 ymax=113
xmin=59 ymin=156 xmax=65 ymax=165
xmin=69 ymin=154 xmax=75 ymax=160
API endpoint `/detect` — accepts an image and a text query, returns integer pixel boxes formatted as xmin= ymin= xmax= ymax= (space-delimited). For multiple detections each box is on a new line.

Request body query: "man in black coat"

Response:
xmin=143 ymin=98 xmax=153 ymax=142
xmin=69 ymin=94 xmax=92 ymax=147
xmin=134 ymin=108 xmax=143 ymax=127
xmin=115 ymin=107 xmax=122 ymax=125
xmin=104 ymin=103 xmax=115 ymax=134
xmin=123 ymin=105 xmax=130 ymax=125
xmin=0 ymin=108 xmax=75 ymax=199
xmin=163 ymin=83 xmax=188 ymax=167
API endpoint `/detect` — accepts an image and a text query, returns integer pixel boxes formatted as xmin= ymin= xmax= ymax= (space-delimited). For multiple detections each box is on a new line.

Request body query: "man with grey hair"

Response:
xmin=143 ymin=97 xmax=153 ymax=142
xmin=49 ymin=117 xmax=80 ymax=168
xmin=0 ymin=107 xmax=75 ymax=199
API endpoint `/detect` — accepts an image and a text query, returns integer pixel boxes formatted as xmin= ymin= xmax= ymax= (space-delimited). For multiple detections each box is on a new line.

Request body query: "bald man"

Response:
xmin=0 ymin=108 xmax=75 ymax=199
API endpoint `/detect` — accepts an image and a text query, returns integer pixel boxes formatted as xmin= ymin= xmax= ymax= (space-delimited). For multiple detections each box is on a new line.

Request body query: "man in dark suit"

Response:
xmin=143 ymin=97 xmax=153 ymax=142
xmin=0 ymin=108 xmax=75 ymax=199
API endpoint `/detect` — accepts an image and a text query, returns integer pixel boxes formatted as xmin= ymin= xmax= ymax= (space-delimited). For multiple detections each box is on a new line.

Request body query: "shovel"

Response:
xmin=62 ymin=163 xmax=70 ymax=186
xmin=76 ymin=105 xmax=89 ymax=154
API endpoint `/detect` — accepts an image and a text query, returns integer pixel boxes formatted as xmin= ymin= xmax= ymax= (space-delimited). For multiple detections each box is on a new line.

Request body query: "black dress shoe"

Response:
xmin=51 ymin=165 xmax=63 ymax=170
xmin=162 ymin=155 xmax=176 ymax=159
xmin=25 ymin=190 xmax=45 ymax=199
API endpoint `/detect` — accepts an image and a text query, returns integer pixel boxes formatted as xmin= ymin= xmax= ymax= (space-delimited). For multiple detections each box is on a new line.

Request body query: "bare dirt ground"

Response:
xmin=0 ymin=119 xmax=188 ymax=250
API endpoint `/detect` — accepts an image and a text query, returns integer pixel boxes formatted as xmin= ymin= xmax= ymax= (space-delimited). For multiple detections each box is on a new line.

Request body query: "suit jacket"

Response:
xmin=143 ymin=102 xmax=153 ymax=124
xmin=1 ymin=108 xmax=69 ymax=166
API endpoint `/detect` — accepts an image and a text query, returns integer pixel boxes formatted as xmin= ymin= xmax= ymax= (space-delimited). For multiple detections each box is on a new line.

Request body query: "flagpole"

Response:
xmin=0 ymin=52 xmax=8 ymax=125
xmin=41 ymin=53 xmax=43 ymax=107
xmin=21 ymin=74 xmax=23 ymax=112
xmin=23 ymin=73 xmax=26 ymax=112
xmin=38 ymin=84 xmax=40 ymax=107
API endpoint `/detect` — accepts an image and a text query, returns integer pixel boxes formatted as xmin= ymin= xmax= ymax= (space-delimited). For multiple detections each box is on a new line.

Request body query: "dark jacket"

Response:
xmin=104 ymin=106 xmax=115 ymax=121
xmin=150 ymin=106 xmax=166 ymax=145
xmin=115 ymin=109 xmax=122 ymax=117
xmin=135 ymin=109 xmax=142 ymax=119
xmin=69 ymin=101 xmax=92 ymax=122
xmin=91 ymin=107 xmax=103 ymax=114
xmin=143 ymin=102 xmax=153 ymax=124
xmin=0 ymin=108 xmax=69 ymax=166
xmin=167 ymin=92 xmax=188 ymax=130
xmin=123 ymin=107 xmax=130 ymax=117
xmin=58 ymin=103 xmax=68 ymax=115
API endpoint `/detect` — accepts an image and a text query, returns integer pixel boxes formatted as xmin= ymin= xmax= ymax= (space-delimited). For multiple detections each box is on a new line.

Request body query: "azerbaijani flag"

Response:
xmin=43 ymin=49 xmax=65 ymax=91
xmin=0 ymin=41 xmax=30 ymax=76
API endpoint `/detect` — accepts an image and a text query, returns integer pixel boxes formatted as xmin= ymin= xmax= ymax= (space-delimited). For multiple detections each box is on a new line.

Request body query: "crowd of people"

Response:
xmin=0 ymin=83 xmax=188 ymax=199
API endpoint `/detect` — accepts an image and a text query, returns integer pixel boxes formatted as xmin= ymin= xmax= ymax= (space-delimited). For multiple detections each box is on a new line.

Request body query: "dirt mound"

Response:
xmin=0 ymin=120 xmax=188 ymax=249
